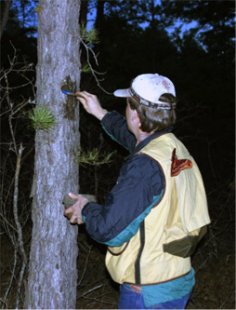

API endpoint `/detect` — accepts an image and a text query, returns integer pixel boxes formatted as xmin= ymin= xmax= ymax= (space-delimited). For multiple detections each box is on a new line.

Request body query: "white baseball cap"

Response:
xmin=113 ymin=73 xmax=176 ymax=109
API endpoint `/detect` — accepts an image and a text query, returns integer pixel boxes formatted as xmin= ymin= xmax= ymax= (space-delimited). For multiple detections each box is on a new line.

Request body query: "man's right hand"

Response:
xmin=75 ymin=91 xmax=108 ymax=120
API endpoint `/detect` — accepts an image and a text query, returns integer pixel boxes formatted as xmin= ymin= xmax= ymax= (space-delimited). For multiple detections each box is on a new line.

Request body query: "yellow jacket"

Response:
xmin=106 ymin=133 xmax=210 ymax=284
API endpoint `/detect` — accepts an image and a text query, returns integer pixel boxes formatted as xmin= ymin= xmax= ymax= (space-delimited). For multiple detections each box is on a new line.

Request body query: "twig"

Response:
xmin=3 ymin=248 xmax=18 ymax=305
xmin=13 ymin=144 xmax=27 ymax=309
xmin=0 ymin=99 xmax=29 ymax=117
xmin=80 ymin=38 xmax=113 ymax=95
xmin=81 ymin=294 xmax=117 ymax=306
xmin=78 ymin=283 xmax=104 ymax=298
xmin=5 ymin=71 xmax=17 ymax=153
xmin=78 ymin=245 xmax=93 ymax=286
xmin=0 ymin=212 xmax=18 ymax=233
xmin=0 ymin=44 xmax=34 ymax=308
xmin=0 ymin=298 xmax=7 ymax=308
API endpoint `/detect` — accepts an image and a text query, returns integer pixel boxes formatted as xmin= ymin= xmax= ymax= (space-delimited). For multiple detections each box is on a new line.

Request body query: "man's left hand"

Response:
xmin=64 ymin=193 xmax=89 ymax=225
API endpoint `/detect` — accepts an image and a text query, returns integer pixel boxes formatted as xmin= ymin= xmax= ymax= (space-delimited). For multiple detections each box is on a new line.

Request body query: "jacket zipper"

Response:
xmin=135 ymin=221 xmax=145 ymax=284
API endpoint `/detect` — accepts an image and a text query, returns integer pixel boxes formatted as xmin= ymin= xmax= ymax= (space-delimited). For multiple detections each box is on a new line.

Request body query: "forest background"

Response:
xmin=0 ymin=0 xmax=235 ymax=309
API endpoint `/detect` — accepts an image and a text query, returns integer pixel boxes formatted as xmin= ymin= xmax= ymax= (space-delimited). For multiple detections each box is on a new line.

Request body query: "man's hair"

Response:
xmin=128 ymin=94 xmax=176 ymax=132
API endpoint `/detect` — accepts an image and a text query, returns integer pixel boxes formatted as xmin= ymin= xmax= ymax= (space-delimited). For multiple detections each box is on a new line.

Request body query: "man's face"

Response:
xmin=125 ymin=99 xmax=138 ymax=134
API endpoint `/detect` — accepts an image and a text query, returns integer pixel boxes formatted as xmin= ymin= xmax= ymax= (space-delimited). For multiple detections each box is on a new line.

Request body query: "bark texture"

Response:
xmin=25 ymin=0 xmax=81 ymax=308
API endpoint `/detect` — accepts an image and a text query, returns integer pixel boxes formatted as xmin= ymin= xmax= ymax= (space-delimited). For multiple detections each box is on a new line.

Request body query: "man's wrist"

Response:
xmin=81 ymin=201 xmax=90 ymax=215
xmin=97 ymin=109 xmax=108 ymax=121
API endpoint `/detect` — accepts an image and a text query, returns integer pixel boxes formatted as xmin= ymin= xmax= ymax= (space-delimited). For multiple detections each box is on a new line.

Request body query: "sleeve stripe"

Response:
xmin=102 ymin=191 xmax=164 ymax=247
xmin=101 ymin=123 xmax=130 ymax=151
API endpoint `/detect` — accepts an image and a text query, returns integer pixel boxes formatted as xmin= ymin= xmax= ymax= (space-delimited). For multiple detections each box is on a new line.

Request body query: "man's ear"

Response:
xmin=132 ymin=109 xmax=141 ymax=127
xmin=131 ymin=109 xmax=139 ymax=121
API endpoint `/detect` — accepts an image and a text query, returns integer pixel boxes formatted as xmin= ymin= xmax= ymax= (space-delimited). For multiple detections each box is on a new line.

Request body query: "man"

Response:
xmin=64 ymin=73 xmax=210 ymax=309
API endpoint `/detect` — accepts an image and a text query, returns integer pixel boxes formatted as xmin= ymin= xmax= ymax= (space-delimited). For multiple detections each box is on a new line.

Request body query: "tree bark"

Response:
xmin=0 ymin=0 xmax=12 ymax=41
xmin=25 ymin=0 xmax=81 ymax=309
xmin=79 ymin=0 xmax=88 ymax=26
xmin=95 ymin=0 xmax=105 ymax=31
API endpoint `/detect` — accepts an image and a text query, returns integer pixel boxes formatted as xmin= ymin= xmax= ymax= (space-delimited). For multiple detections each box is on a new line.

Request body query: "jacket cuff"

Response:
xmin=81 ymin=202 xmax=91 ymax=222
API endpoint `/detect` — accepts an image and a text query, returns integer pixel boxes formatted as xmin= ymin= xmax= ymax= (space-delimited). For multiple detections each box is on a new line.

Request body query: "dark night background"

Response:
xmin=0 ymin=0 xmax=235 ymax=309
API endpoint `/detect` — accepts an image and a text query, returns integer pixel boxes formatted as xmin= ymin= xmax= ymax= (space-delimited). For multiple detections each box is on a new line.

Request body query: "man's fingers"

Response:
xmin=70 ymin=214 xmax=78 ymax=224
xmin=64 ymin=193 xmax=87 ymax=225
xmin=64 ymin=207 xmax=74 ymax=219
xmin=82 ymin=91 xmax=93 ymax=96
xmin=64 ymin=206 xmax=73 ymax=215
xmin=70 ymin=214 xmax=83 ymax=225
xmin=68 ymin=192 xmax=80 ymax=199
xmin=76 ymin=93 xmax=84 ymax=99
xmin=76 ymin=91 xmax=91 ymax=98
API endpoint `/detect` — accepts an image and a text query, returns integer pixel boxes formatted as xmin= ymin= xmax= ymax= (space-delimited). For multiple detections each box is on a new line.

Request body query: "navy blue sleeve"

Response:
xmin=82 ymin=153 xmax=165 ymax=246
xmin=101 ymin=111 xmax=136 ymax=153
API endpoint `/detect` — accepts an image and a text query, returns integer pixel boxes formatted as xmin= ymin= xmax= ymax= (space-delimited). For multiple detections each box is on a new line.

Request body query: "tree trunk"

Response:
xmin=79 ymin=0 xmax=88 ymax=26
xmin=95 ymin=0 xmax=105 ymax=30
xmin=0 ymin=0 xmax=12 ymax=41
xmin=25 ymin=0 xmax=81 ymax=308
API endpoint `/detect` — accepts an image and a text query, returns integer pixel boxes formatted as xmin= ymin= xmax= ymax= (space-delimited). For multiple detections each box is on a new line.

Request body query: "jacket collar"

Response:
xmin=134 ymin=127 xmax=173 ymax=153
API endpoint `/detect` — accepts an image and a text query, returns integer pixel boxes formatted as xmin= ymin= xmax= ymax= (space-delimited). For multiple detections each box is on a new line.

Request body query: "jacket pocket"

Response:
xmin=163 ymin=226 xmax=207 ymax=257
xmin=108 ymin=241 xmax=130 ymax=256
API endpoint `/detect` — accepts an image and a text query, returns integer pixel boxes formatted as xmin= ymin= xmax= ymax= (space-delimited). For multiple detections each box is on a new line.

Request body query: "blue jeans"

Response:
xmin=118 ymin=284 xmax=191 ymax=309
xmin=118 ymin=284 xmax=145 ymax=309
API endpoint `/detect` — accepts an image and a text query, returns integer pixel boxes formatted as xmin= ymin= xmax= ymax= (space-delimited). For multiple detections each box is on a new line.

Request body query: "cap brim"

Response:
xmin=113 ymin=89 xmax=131 ymax=98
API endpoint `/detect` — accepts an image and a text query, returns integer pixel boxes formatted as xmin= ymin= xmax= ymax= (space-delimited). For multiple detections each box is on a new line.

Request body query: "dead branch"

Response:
xmin=78 ymin=244 xmax=93 ymax=287
xmin=0 ymin=48 xmax=34 ymax=308
xmin=13 ymin=143 xmax=27 ymax=309
xmin=3 ymin=249 xmax=18 ymax=307
xmin=80 ymin=38 xmax=113 ymax=95
xmin=78 ymin=283 xmax=104 ymax=298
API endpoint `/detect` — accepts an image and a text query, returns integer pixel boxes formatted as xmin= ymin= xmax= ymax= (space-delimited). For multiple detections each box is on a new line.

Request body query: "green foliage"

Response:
xmin=81 ymin=64 xmax=91 ymax=73
xmin=79 ymin=149 xmax=116 ymax=167
xmin=28 ymin=106 xmax=56 ymax=130
xmin=35 ymin=5 xmax=42 ymax=14
xmin=80 ymin=25 xmax=99 ymax=44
